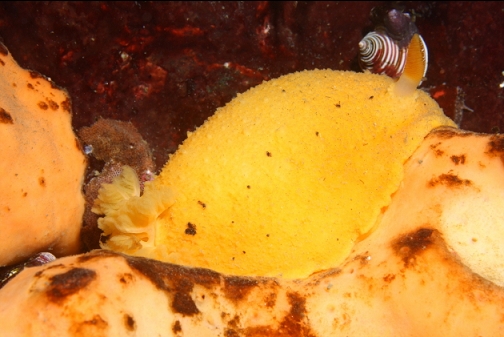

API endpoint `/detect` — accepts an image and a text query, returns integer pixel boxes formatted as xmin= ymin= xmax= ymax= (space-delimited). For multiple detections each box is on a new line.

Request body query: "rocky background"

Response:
xmin=0 ymin=2 xmax=503 ymax=173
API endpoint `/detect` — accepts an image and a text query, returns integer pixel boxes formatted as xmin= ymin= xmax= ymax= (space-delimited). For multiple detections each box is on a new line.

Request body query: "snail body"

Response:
xmin=359 ymin=8 xmax=428 ymax=95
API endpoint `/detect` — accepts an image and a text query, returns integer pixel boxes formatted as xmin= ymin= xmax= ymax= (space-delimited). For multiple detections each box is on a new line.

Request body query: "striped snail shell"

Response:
xmin=358 ymin=30 xmax=407 ymax=79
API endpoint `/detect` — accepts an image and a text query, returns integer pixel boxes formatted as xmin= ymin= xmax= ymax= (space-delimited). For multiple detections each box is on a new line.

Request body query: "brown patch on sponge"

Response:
xmin=45 ymin=268 xmax=97 ymax=303
xmin=46 ymin=99 xmax=59 ymax=110
xmin=127 ymin=255 xmax=221 ymax=290
xmin=391 ymin=228 xmax=436 ymax=268
xmin=224 ymin=277 xmax=259 ymax=302
xmin=243 ymin=291 xmax=316 ymax=337
xmin=428 ymin=173 xmax=472 ymax=188
xmin=486 ymin=134 xmax=504 ymax=164
xmin=126 ymin=254 xmax=226 ymax=316
xmin=172 ymin=320 xmax=182 ymax=334
xmin=0 ymin=107 xmax=13 ymax=124
xmin=172 ymin=291 xmax=200 ymax=316
xmin=38 ymin=101 xmax=48 ymax=110
xmin=450 ymin=154 xmax=466 ymax=165
xmin=124 ymin=314 xmax=136 ymax=331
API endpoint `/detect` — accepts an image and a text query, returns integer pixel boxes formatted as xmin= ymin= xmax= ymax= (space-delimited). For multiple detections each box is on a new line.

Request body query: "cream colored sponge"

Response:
xmin=95 ymin=70 xmax=455 ymax=278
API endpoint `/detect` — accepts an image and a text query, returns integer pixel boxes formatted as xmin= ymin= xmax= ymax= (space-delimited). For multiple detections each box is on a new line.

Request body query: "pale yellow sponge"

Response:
xmin=95 ymin=69 xmax=455 ymax=278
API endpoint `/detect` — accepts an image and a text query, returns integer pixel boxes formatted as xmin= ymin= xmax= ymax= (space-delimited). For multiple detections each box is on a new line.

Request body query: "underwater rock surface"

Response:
xmin=0 ymin=2 xmax=503 ymax=173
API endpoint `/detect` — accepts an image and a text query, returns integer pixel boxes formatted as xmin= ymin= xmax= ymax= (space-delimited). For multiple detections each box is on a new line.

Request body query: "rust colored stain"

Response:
xmin=226 ymin=315 xmax=240 ymax=330
xmin=486 ymin=135 xmax=504 ymax=165
xmin=263 ymin=291 xmax=277 ymax=308
xmin=487 ymin=136 xmax=504 ymax=152
xmin=383 ymin=274 xmax=396 ymax=283
xmin=354 ymin=252 xmax=371 ymax=266
xmin=0 ymin=107 xmax=13 ymax=124
xmin=225 ymin=328 xmax=240 ymax=337
xmin=61 ymin=99 xmax=71 ymax=112
xmin=391 ymin=228 xmax=435 ymax=268
xmin=45 ymin=267 xmax=97 ymax=303
xmin=38 ymin=101 xmax=49 ymax=110
xmin=286 ymin=292 xmax=306 ymax=322
xmin=38 ymin=176 xmax=46 ymax=187
xmin=126 ymin=254 xmax=221 ymax=290
xmin=124 ymin=314 xmax=136 ymax=331
xmin=47 ymin=99 xmax=59 ymax=110
xmin=243 ymin=292 xmax=316 ymax=337
xmin=29 ymin=70 xmax=44 ymax=79
xmin=429 ymin=142 xmax=444 ymax=157
xmin=172 ymin=292 xmax=200 ymax=316
xmin=69 ymin=314 xmax=109 ymax=336
xmin=172 ymin=320 xmax=182 ymax=334
xmin=185 ymin=222 xmax=197 ymax=236
xmin=450 ymin=154 xmax=466 ymax=165
xmin=428 ymin=173 xmax=472 ymax=188
xmin=118 ymin=272 xmax=133 ymax=285
xmin=223 ymin=276 xmax=259 ymax=302
xmin=126 ymin=254 xmax=223 ymax=316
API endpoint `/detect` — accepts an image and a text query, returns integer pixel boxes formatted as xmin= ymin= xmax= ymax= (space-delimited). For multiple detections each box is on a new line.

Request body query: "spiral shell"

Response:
xmin=358 ymin=31 xmax=407 ymax=78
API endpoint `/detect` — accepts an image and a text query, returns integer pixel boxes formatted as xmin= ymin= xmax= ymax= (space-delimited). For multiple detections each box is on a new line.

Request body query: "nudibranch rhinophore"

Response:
xmin=359 ymin=7 xmax=428 ymax=96
xmin=93 ymin=69 xmax=455 ymax=278
xmin=0 ymin=43 xmax=86 ymax=266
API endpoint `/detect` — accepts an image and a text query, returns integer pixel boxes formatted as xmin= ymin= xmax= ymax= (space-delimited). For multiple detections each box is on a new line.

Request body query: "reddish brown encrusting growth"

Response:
xmin=223 ymin=277 xmax=259 ymax=302
xmin=450 ymin=154 xmax=466 ymax=165
xmin=45 ymin=268 xmax=97 ymax=303
xmin=184 ymin=223 xmax=197 ymax=236
xmin=428 ymin=173 xmax=473 ymax=188
xmin=391 ymin=228 xmax=435 ymax=268
xmin=485 ymin=134 xmax=504 ymax=165
xmin=172 ymin=320 xmax=182 ymax=334
xmin=0 ymin=107 xmax=13 ymax=123
xmin=124 ymin=314 xmax=136 ymax=331
xmin=78 ymin=118 xmax=155 ymax=250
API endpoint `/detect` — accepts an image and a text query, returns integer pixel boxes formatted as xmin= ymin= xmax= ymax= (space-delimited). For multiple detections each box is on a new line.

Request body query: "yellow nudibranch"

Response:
xmin=93 ymin=69 xmax=455 ymax=279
